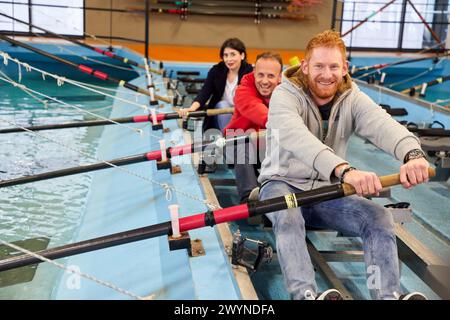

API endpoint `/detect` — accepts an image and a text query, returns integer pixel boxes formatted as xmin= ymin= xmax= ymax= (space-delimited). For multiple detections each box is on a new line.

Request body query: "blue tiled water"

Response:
xmin=0 ymin=78 xmax=117 ymax=298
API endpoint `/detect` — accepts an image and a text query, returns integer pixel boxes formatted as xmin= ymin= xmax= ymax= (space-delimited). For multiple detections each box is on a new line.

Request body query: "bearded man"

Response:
xmin=258 ymin=30 xmax=430 ymax=300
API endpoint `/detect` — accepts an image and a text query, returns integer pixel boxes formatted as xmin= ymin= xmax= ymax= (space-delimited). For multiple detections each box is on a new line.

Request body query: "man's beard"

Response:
xmin=307 ymin=75 xmax=342 ymax=101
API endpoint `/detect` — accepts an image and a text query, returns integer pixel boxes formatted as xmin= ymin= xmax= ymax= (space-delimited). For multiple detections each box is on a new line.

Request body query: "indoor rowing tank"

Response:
xmin=0 ymin=42 xmax=244 ymax=299
xmin=0 ymin=41 xmax=449 ymax=300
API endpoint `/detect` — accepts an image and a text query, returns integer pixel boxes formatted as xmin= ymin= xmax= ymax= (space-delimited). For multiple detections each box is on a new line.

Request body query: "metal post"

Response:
xmin=28 ymin=0 xmax=32 ymax=34
xmin=331 ymin=0 xmax=337 ymax=30
xmin=397 ymin=0 xmax=407 ymax=50
xmin=145 ymin=0 xmax=149 ymax=60
xmin=109 ymin=0 xmax=113 ymax=51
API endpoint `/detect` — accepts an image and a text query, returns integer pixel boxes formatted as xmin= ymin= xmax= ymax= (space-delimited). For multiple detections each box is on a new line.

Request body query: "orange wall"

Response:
xmin=111 ymin=41 xmax=305 ymax=65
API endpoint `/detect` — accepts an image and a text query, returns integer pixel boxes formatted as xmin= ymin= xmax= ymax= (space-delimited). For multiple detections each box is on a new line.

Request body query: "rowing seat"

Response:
xmin=177 ymin=71 xmax=200 ymax=77
xmin=380 ymin=104 xmax=408 ymax=116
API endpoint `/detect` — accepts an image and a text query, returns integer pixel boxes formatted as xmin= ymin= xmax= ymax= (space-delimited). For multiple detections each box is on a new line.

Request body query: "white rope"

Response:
xmin=162 ymin=183 xmax=173 ymax=201
xmin=0 ymin=238 xmax=153 ymax=300
xmin=0 ymin=50 xmax=151 ymax=112
xmin=57 ymin=76 xmax=66 ymax=87
xmin=386 ymin=57 xmax=445 ymax=89
xmin=214 ymin=137 xmax=227 ymax=149
xmin=0 ymin=74 xmax=145 ymax=136
xmin=1 ymin=51 xmax=9 ymax=65
xmin=387 ymin=68 xmax=433 ymax=89
xmin=433 ymin=97 xmax=450 ymax=104
xmin=17 ymin=60 xmax=22 ymax=82
xmin=0 ymin=69 xmax=47 ymax=106
xmin=0 ymin=117 xmax=220 ymax=210
xmin=23 ymin=62 xmax=32 ymax=72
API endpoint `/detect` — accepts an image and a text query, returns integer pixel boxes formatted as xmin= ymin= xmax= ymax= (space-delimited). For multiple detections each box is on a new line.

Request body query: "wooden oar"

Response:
xmin=0 ymin=108 xmax=234 ymax=133
xmin=0 ymin=168 xmax=435 ymax=272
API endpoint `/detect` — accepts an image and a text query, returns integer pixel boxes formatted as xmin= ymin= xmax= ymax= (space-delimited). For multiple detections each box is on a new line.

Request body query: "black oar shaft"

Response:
xmin=404 ymin=75 xmax=450 ymax=93
xmin=0 ymin=222 xmax=172 ymax=271
xmin=0 ymin=153 xmax=148 ymax=188
xmin=0 ymin=169 xmax=434 ymax=272
xmin=426 ymin=75 xmax=450 ymax=88
xmin=0 ymin=186 xmax=344 ymax=272
xmin=0 ymin=108 xmax=234 ymax=133
xmin=0 ymin=131 xmax=260 ymax=188
xmin=0 ymin=117 xmax=136 ymax=133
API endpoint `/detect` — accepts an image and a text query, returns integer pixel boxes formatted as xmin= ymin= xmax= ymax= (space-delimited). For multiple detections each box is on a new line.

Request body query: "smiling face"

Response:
xmin=222 ymin=47 xmax=245 ymax=72
xmin=254 ymin=58 xmax=282 ymax=98
xmin=301 ymin=46 xmax=348 ymax=105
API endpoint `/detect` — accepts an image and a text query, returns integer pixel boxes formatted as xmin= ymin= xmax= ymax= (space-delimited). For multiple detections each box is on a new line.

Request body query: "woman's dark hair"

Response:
xmin=219 ymin=38 xmax=247 ymax=61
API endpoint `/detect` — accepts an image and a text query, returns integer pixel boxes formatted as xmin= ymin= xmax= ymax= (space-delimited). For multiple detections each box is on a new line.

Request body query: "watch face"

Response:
xmin=408 ymin=149 xmax=425 ymax=161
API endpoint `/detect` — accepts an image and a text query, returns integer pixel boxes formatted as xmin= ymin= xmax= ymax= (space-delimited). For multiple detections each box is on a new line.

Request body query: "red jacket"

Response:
xmin=224 ymin=72 xmax=270 ymax=135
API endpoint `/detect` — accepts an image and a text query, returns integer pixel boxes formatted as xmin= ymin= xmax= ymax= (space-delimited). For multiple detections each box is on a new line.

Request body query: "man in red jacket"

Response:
xmin=224 ymin=52 xmax=283 ymax=203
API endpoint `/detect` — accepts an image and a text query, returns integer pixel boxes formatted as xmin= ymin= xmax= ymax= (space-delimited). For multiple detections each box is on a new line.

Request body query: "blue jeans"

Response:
xmin=260 ymin=180 xmax=400 ymax=300
xmin=225 ymin=141 xmax=261 ymax=203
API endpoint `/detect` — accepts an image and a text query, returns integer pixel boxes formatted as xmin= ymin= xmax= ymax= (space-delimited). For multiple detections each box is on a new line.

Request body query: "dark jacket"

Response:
xmin=194 ymin=60 xmax=253 ymax=131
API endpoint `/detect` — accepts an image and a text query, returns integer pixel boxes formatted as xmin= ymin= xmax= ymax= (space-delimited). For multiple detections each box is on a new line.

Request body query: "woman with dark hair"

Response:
xmin=178 ymin=38 xmax=253 ymax=132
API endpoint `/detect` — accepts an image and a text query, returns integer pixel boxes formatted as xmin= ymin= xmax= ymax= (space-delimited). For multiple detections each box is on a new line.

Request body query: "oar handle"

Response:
xmin=137 ymin=87 xmax=172 ymax=104
xmin=155 ymin=94 xmax=172 ymax=104
xmin=138 ymin=65 xmax=163 ymax=75
xmin=151 ymin=68 xmax=164 ymax=75
xmin=206 ymin=108 xmax=234 ymax=116
xmin=342 ymin=167 xmax=436 ymax=196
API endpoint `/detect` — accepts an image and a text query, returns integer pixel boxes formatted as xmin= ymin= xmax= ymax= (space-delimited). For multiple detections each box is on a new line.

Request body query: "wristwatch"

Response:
xmin=339 ymin=166 xmax=357 ymax=183
xmin=403 ymin=149 xmax=426 ymax=163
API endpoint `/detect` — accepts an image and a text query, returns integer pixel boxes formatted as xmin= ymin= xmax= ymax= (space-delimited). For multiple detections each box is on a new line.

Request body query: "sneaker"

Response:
xmin=304 ymin=289 xmax=344 ymax=300
xmin=248 ymin=187 xmax=260 ymax=201
xmin=316 ymin=289 xmax=344 ymax=300
xmin=397 ymin=292 xmax=427 ymax=300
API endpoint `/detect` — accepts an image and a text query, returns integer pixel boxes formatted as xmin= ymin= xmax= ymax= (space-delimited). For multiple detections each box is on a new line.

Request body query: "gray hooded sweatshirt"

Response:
xmin=258 ymin=65 xmax=422 ymax=190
